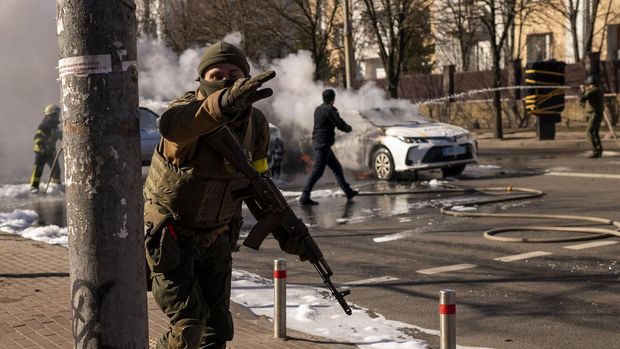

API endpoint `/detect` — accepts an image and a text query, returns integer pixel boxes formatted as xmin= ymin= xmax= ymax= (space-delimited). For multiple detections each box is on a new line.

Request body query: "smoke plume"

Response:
xmin=0 ymin=1 xmax=417 ymax=183
xmin=0 ymin=0 xmax=59 ymax=183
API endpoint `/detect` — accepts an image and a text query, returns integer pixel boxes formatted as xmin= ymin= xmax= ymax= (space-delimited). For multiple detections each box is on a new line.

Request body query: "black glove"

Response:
xmin=220 ymin=70 xmax=276 ymax=113
xmin=273 ymin=227 xmax=309 ymax=261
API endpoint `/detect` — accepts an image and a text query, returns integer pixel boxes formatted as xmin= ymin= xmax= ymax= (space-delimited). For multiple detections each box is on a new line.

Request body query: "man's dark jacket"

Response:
xmin=312 ymin=103 xmax=352 ymax=147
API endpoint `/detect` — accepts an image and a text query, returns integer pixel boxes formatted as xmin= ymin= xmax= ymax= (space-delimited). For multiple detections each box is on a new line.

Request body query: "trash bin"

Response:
xmin=537 ymin=114 xmax=560 ymax=140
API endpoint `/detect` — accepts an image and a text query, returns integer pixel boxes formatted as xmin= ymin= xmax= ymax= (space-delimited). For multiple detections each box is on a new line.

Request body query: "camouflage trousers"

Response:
xmin=151 ymin=231 xmax=234 ymax=349
xmin=586 ymin=112 xmax=603 ymax=155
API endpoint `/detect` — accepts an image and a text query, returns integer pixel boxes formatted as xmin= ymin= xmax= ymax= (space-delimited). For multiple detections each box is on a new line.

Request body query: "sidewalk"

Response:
xmin=474 ymin=129 xmax=620 ymax=150
xmin=0 ymin=232 xmax=353 ymax=349
xmin=474 ymin=128 xmax=620 ymax=150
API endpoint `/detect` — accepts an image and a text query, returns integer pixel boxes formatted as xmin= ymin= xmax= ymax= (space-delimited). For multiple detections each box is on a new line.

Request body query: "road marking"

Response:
xmin=417 ymin=263 xmax=477 ymax=275
xmin=545 ymin=171 xmax=620 ymax=179
xmin=494 ymin=251 xmax=552 ymax=262
xmin=564 ymin=240 xmax=619 ymax=250
xmin=344 ymin=276 xmax=400 ymax=285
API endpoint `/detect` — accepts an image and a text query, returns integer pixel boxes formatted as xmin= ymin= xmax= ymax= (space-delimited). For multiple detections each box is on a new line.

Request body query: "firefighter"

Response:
xmin=143 ymin=41 xmax=307 ymax=349
xmin=579 ymin=75 xmax=605 ymax=158
xmin=299 ymin=89 xmax=358 ymax=205
xmin=30 ymin=104 xmax=62 ymax=193
xmin=268 ymin=133 xmax=285 ymax=180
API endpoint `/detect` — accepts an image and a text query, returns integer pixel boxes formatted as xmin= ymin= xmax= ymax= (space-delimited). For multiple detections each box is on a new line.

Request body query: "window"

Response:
xmin=527 ymin=33 xmax=552 ymax=63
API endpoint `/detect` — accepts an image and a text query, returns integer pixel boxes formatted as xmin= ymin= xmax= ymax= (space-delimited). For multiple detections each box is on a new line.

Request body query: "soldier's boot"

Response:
xmin=160 ymin=319 xmax=204 ymax=349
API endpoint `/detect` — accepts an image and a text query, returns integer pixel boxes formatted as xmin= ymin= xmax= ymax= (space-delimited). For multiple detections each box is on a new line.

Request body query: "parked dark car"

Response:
xmin=139 ymin=107 xmax=161 ymax=165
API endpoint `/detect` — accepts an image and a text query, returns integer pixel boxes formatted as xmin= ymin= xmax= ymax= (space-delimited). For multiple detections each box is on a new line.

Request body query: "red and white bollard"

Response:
xmin=274 ymin=259 xmax=287 ymax=338
xmin=440 ymin=289 xmax=456 ymax=349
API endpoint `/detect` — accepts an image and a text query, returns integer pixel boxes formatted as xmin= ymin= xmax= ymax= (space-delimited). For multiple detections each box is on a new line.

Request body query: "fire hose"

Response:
xmin=357 ymin=186 xmax=620 ymax=243
xmin=44 ymin=146 xmax=64 ymax=193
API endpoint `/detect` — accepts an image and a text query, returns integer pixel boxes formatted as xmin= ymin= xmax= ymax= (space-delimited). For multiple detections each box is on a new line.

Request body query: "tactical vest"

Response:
xmin=144 ymin=113 xmax=257 ymax=230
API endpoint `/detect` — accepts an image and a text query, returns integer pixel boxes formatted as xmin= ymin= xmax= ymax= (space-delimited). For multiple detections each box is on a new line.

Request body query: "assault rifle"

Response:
xmin=205 ymin=127 xmax=352 ymax=316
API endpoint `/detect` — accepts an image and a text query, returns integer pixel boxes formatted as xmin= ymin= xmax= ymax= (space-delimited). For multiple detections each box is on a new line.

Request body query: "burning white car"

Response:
xmin=334 ymin=107 xmax=478 ymax=180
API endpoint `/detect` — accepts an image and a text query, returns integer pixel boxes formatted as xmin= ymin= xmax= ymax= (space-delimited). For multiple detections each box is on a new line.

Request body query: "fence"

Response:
xmin=372 ymin=59 xmax=620 ymax=104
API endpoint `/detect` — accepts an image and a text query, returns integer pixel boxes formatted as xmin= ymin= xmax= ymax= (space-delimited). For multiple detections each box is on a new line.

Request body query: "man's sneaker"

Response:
xmin=588 ymin=152 xmax=602 ymax=158
xmin=299 ymin=197 xmax=319 ymax=206
xmin=345 ymin=190 xmax=359 ymax=201
xmin=30 ymin=187 xmax=39 ymax=194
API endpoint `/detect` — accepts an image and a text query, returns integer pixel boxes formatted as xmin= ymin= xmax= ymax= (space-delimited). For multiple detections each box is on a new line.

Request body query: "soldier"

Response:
xmin=579 ymin=75 xmax=605 ymax=158
xmin=30 ymin=104 xmax=62 ymax=193
xmin=143 ymin=41 xmax=306 ymax=349
xmin=299 ymin=89 xmax=358 ymax=205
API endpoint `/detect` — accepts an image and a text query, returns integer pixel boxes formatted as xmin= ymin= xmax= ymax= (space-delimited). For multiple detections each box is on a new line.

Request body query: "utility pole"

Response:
xmin=343 ymin=0 xmax=355 ymax=89
xmin=56 ymin=1 xmax=148 ymax=348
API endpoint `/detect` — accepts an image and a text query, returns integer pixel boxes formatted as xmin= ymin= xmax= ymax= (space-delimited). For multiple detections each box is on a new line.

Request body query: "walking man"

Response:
xmin=299 ymin=89 xmax=358 ymax=205
xmin=579 ymin=75 xmax=605 ymax=158
xmin=143 ymin=41 xmax=307 ymax=349
xmin=30 ymin=104 xmax=62 ymax=193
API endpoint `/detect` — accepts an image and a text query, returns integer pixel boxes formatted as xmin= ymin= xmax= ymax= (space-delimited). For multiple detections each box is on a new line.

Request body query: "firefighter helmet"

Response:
xmin=44 ymin=104 xmax=61 ymax=116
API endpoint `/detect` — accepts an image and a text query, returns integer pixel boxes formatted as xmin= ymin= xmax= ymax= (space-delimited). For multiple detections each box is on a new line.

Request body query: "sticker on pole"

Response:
xmin=59 ymin=55 xmax=112 ymax=77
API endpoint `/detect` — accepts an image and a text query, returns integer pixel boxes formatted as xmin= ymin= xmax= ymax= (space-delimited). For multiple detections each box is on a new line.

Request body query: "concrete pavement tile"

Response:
xmin=26 ymin=319 xmax=45 ymax=330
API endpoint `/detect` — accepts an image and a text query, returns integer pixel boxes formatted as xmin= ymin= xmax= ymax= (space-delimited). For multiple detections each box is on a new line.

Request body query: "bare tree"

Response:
xmin=477 ymin=0 xmax=519 ymax=138
xmin=163 ymin=0 xmax=203 ymax=52
xmin=360 ymin=0 xmax=431 ymax=98
xmin=541 ymin=0 xmax=608 ymax=63
xmin=263 ymin=0 xmax=342 ymax=81
xmin=434 ymin=0 xmax=483 ymax=71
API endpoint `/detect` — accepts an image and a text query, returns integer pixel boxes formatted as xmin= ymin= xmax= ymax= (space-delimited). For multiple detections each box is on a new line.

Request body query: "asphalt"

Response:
xmin=0 ymin=231 xmax=353 ymax=349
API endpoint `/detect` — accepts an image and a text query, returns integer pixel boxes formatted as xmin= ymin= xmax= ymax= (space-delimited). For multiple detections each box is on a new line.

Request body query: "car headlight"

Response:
xmin=396 ymin=136 xmax=429 ymax=144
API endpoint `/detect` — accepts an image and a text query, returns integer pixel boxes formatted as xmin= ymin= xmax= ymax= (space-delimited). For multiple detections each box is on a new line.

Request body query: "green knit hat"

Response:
xmin=197 ymin=41 xmax=250 ymax=78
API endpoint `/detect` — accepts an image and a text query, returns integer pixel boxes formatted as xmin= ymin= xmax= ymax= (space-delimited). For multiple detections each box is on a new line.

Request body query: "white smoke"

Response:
xmin=137 ymin=37 xmax=200 ymax=113
xmin=0 ymin=1 xmax=418 ymax=183
xmin=0 ymin=0 xmax=59 ymax=183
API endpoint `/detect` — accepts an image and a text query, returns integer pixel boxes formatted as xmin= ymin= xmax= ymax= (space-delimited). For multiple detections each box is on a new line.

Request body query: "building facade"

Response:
xmin=433 ymin=0 xmax=620 ymax=72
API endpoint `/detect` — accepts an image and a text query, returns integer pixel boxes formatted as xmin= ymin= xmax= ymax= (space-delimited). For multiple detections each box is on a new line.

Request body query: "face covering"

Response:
xmin=198 ymin=78 xmax=236 ymax=97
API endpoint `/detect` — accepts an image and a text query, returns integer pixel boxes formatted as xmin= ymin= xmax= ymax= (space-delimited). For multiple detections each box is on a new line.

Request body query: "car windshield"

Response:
xmin=348 ymin=107 xmax=432 ymax=128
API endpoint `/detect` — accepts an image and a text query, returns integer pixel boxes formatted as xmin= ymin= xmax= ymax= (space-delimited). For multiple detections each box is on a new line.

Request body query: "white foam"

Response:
xmin=0 ymin=183 xmax=64 ymax=198
xmin=0 ymin=184 xmax=32 ymax=198
xmin=373 ymin=230 xmax=417 ymax=243
xmin=449 ymin=205 xmax=478 ymax=212
xmin=0 ymin=209 xmax=67 ymax=246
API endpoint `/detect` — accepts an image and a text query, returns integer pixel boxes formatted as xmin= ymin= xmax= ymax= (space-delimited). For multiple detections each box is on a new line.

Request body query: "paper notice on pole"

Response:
xmin=59 ymin=55 xmax=112 ymax=77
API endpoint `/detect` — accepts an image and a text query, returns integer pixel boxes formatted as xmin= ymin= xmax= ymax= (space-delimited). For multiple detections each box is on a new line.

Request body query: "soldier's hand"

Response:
xmin=220 ymin=70 xmax=276 ymax=114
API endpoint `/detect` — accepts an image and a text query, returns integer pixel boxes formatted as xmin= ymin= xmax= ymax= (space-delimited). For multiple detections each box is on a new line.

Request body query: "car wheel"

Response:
xmin=441 ymin=164 xmax=466 ymax=177
xmin=372 ymin=148 xmax=395 ymax=180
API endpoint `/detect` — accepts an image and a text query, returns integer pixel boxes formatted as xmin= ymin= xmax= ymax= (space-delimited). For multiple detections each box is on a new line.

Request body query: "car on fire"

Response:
xmin=335 ymin=107 xmax=478 ymax=180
